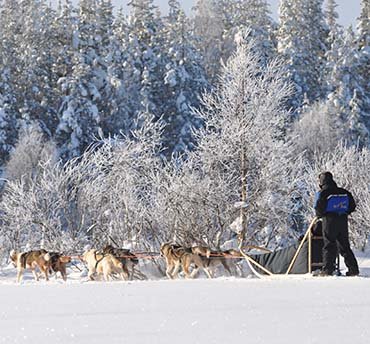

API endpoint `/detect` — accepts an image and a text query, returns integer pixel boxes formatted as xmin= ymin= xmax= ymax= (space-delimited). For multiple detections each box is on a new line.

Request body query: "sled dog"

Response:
xmin=198 ymin=248 xmax=242 ymax=277
xmin=82 ymin=249 xmax=129 ymax=281
xmin=48 ymin=252 xmax=71 ymax=281
xmin=10 ymin=249 xmax=51 ymax=283
xmin=191 ymin=246 xmax=211 ymax=258
xmin=102 ymin=245 xmax=139 ymax=279
xmin=187 ymin=246 xmax=241 ymax=277
xmin=160 ymin=243 xmax=212 ymax=279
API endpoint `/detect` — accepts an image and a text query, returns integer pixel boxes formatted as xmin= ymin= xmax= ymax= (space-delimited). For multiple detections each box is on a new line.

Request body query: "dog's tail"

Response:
xmin=9 ymin=249 xmax=17 ymax=261
xmin=44 ymin=252 xmax=51 ymax=262
xmin=206 ymin=249 xmax=211 ymax=259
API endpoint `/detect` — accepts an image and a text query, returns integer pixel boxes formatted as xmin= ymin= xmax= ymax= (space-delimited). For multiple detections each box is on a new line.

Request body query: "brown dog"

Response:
xmin=196 ymin=248 xmax=242 ymax=277
xmin=160 ymin=243 xmax=212 ymax=279
xmin=191 ymin=246 xmax=211 ymax=258
xmin=82 ymin=249 xmax=129 ymax=281
xmin=10 ymin=249 xmax=51 ymax=283
xmin=102 ymin=245 xmax=139 ymax=280
xmin=48 ymin=252 xmax=71 ymax=281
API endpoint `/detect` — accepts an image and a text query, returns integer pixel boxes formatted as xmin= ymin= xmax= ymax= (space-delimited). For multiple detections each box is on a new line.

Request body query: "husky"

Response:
xmin=10 ymin=249 xmax=51 ymax=283
xmin=82 ymin=249 xmax=129 ymax=281
xmin=160 ymin=243 xmax=212 ymax=279
xmin=101 ymin=244 xmax=139 ymax=279
xmin=197 ymin=248 xmax=242 ymax=277
xmin=48 ymin=252 xmax=71 ymax=281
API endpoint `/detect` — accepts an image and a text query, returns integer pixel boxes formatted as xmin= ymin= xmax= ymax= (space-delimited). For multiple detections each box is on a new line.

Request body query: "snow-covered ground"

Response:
xmin=1 ymin=252 xmax=370 ymax=344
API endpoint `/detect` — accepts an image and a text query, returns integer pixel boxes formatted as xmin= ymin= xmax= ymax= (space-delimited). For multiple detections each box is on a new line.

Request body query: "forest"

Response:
xmin=0 ymin=0 xmax=369 ymax=259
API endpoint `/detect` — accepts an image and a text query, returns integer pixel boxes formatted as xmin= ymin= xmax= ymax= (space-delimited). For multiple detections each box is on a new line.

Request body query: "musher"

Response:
xmin=314 ymin=171 xmax=359 ymax=276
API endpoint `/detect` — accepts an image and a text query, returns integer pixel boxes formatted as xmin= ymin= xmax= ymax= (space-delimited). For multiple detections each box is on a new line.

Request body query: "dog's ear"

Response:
xmin=60 ymin=256 xmax=72 ymax=263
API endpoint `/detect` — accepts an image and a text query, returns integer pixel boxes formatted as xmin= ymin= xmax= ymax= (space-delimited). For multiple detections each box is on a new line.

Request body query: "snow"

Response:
xmin=1 ymin=253 xmax=370 ymax=343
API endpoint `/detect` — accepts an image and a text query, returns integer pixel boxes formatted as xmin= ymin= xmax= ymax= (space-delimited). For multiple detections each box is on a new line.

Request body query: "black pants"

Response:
xmin=322 ymin=215 xmax=359 ymax=274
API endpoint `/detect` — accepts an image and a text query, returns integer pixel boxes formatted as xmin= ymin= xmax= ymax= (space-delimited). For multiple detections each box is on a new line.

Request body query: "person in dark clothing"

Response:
xmin=314 ymin=171 xmax=359 ymax=276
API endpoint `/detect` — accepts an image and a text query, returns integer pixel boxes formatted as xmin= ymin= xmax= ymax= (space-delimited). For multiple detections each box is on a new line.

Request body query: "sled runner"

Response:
xmin=238 ymin=217 xmax=325 ymax=278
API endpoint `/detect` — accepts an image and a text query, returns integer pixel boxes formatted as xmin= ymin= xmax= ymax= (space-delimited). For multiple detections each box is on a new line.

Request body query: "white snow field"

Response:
xmin=1 ymin=252 xmax=370 ymax=344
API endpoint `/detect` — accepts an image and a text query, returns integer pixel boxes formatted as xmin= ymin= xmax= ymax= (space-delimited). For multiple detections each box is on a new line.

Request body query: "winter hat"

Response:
xmin=319 ymin=171 xmax=334 ymax=187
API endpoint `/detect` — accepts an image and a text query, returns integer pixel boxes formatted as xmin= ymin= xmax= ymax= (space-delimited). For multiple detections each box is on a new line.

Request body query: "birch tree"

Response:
xmin=189 ymin=38 xmax=297 ymax=248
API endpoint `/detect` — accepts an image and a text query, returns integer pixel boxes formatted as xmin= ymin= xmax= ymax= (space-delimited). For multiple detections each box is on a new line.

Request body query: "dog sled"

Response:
xmin=239 ymin=218 xmax=326 ymax=278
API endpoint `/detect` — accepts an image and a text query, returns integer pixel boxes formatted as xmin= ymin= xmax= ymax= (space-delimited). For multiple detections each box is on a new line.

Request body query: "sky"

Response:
xmin=116 ymin=0 xmax=362 ymax=28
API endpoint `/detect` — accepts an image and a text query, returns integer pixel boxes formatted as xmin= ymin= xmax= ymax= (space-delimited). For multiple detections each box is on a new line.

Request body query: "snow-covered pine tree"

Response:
xmin=277 ymin=0 xmax=328 ymax=111
xmin=14 ymin=0 xmax=61 ymax=132
xmin=322 ymin=0 xmax=342 ymax=96
xmin=161 ymin=0 xmax=208 ymax=154
xmin=53 ymin=0 xmax=76 ymax=87
xmin=356 ymin=0 xmax=370 ymax=132
xmin=93 ymin=0 xmax=117 ymax=134
xmin=102 ymin=8 xmax=142 ymax=137
xmin=232 ymin=0 xmax=277 ymax=65
xmin=0 ymin=0 xmax=21 ymax=119
xmin=358 ymin=0 xmax=370 ymax=50
xmin=56 ymin=0 xmax=105 ymax=159
xmin=348 ymin=90 xmax=369 ymax=146
xmin=192 ymin=0 xmax=225 ymax=82
xmin=120 ymin=0 xmax=166 ymax=129
xmin=325 ymin=27 xmax=369 ymax=146
xmin=102 ymin=9 xmax=132 ymax=136
xmin=325 ymin=0 xmax=340 ymax=38
xmin=0 ymin=93 xmax=15 ymax=165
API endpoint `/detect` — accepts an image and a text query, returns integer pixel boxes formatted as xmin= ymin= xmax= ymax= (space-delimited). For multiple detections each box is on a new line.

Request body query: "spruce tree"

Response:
xmin=277 ymin=0 xmax=327 ymax=110
xmin=326 ymin=28 xmax=369 ymax=146
xmin=161 ymin=0 xmax=208 ymax=154
xmin=56 ymin=0 xmax=104 ymax=158
xmin=232 ymin=0 xmax=276 ymax=65
xmin=192 ymin=0 xmax=225 ymax=82
xmin=356 ymin=0 xmax=370 ymax=133
xmin=104 ymin=9 xmax=136 ymax=136
xmin=124 ymin=0 xmax=165 ymax=118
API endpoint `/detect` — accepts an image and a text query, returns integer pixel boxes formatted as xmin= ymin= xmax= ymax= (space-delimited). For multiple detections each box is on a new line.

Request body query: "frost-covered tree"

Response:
xmin=277 ymin=0 xmax=328 ymax=110
xmin=76 ymin=114 xmax=164 ymax=250
xmin=150 ymin=156 xmax=236 ymax=248
xmin=290 ymin=101 xmax=343 ymax=161
xmin=3 ymin=123 xmax=58 ymax=184
xmin=188 ymin=39 xmax=297 ymax=248
xmin=0 ymin=157 xmax=94 ymax=252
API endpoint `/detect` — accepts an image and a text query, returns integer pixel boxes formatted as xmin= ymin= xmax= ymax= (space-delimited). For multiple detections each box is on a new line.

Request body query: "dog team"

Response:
xmin=8 ymin=243 xmax=242 ymax=283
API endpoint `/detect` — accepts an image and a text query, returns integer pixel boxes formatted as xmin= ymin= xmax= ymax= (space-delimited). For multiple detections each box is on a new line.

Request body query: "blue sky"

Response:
xmin=116 ymin=0 xmax=362 ymax=28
